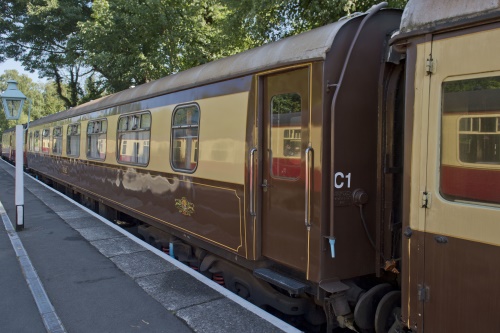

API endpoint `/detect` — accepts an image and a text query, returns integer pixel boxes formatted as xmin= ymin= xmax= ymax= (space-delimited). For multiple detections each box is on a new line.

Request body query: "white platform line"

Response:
xmin=0 ymin=200 xmax=67 ymax=333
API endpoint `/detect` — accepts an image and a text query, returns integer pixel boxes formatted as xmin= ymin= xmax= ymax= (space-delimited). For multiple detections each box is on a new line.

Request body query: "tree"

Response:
xmin=220 ymin=0 xmax=409 ymax=45
xmin=78 ymin=0 xmax=246 ymax=93
xmin=1 ymin=0 xmax=409 ymax=100
xmin=0 ymin=0 xmax=93 ymax=108
xmin=0 ymin=70 xmax=66 ymax=134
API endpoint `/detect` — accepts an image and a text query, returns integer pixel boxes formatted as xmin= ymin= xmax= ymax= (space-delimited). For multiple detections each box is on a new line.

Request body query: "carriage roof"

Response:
xmin=400 ymin=0 xmax=500 ymax=34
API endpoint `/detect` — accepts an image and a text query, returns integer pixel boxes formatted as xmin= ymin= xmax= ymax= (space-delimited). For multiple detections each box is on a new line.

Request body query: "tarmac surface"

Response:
xmin=0 ymin=159 xmax=300 ymax=333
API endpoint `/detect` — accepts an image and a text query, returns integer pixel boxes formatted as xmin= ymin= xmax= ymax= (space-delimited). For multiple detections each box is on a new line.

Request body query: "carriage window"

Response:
xmin=270 ymin=93 xmax=302 ymax=179
xmin=171 ymin=104 xmax=199 ymax=172
xmin=52 ymin=127 xmax=63 ymax=155
xmin=33 ymin=130 xmax=40 ymax=152
xmin=86 ymin=119 xmax=107 ymax=160
xmin=458 ymin=117 xmax=500 ymax=163
xmin=67 ymin=124 xmax=81 ymax=157
xmin=117 ymin=112 xmax=151 ymax=165
xmin=441 ymin=76 xmax=500 ymax=205
xmin=41 ymin=128 xmax=50 ymax=154
xmin=28 ymin=132 xmax=33 ymax=152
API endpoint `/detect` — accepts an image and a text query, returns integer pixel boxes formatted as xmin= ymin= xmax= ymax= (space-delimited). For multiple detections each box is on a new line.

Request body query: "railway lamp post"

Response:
xmin=1 ymin=80 xmax=32 ymax=231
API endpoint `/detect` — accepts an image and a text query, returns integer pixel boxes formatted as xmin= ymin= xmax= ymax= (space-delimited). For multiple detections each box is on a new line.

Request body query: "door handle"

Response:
xmin=305 ymin=146 xmax=313 ymax=229
xmin=249 ymin=148 xmax=257 ymax=216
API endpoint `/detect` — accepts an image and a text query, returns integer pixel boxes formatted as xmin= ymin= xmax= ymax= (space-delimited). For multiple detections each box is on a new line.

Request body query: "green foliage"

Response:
xmin=443 ymin=76 xmax=500 ymax=93
xmin=0 ymin=69 xmax=65 ymax=134
xmin=220 ymin=0 xmax=408 ymax=45
xmin=271 ymin=93 xmax=301 ymax=114
xmin=78 ymin=74 xmax=107 ymax=104
xmin=1 ymin=0 xmax=409 ymax=100
xmin=0 ymin=0 xmax=93 ymax=108
xmin=78 ymin=0 xmax=245 ymax=92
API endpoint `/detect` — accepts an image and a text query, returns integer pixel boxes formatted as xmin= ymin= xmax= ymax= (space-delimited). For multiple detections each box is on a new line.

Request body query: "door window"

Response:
xmin=270 ymin=93 xmax=302 ymax=179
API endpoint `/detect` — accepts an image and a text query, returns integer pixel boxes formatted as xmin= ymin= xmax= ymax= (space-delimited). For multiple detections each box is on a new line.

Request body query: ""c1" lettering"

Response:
xmin=334 ymin=172 xmax=351 ymax=189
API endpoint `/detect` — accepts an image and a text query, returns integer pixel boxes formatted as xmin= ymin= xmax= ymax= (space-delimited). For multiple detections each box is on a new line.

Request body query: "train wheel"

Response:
xmin=374 ymin=290 xmax=401 ymax=333
xmin=353 ymin=283 xmax=393 ymax=331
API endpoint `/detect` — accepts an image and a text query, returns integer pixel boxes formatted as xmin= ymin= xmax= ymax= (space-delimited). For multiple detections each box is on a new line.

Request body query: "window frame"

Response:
xmin=170 ymin=103 xmax=200 ymax=173
xmin=52 ymin=126 xmax=63 ymax=155
xmin=116 ymin=111 xmax=151 ymax=166
xmin=41 ymin=128 xmax=51 ymax=154
xmin=86 ymin=119 xmax=107 ymax=161
xmin=66 ymin=123 xmax=81 ymax=157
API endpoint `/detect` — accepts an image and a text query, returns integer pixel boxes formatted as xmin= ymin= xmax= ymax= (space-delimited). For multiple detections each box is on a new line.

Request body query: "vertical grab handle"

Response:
xmin=249 ymin=148 xmax=257 ymax=216
xmin=305 ymin=147 xmax=313 ymax=229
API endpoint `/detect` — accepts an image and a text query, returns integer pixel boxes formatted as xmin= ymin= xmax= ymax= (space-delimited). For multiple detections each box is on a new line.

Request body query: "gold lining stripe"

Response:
xmin=34 ymin=166 xmax=245 ymax=253
xmin=307 ymin=63 xmax=313 ymax=280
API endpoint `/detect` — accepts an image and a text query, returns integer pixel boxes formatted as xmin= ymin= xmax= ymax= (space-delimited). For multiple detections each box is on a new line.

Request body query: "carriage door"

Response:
xmin=261 ymin=67 xmax=310 ymax=272
xmin=419 ymin=27 xmax=500 ymax=331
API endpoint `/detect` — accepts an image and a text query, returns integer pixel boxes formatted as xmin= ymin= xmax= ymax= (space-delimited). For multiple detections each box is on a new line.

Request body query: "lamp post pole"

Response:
xmin=15 ymin=123 xmax=24 ymax=230
xmin=1 ymin=80 xmax=31 ymax=231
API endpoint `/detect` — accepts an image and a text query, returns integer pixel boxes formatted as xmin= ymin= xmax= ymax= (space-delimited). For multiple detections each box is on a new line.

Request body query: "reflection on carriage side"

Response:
xmin=441 ymin=76 xmax=500 ymax=205
xmin=270 ymin=93 xmax=301 ymax=179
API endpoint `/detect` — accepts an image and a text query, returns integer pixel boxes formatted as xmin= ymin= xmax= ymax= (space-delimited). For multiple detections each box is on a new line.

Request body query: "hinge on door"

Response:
xmin=426 ymin=55 xmax=435 ymax=75
xmin=421 ymin=191 xmax=431 ymax=209
xmin=418 ymin=284 xmax=430 ymax=302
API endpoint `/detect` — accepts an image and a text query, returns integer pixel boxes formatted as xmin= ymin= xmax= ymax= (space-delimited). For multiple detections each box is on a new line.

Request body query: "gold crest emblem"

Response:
xmin=175 ymin=197 xmax=195 ymax=216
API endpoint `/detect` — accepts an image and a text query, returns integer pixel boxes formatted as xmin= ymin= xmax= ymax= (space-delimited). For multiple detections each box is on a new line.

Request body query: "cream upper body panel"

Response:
xmin=409 ymin=40 xmax=432 ymax=234
xmin=410 ymin=26 xmax=500 ymax=245
xmin=27 ymin=91 xmax=249 ymax=186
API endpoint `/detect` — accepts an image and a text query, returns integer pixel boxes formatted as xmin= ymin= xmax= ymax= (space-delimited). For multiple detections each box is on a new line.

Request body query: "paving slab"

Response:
xmin=177 ymin=298 xmax=284 ymax=333
xmin=137 ymin=271 xmax=223 ymax=311
xmin=76 ymin=225 xmax=124 ymax=241
xmin=110 ymin=251 xmax=179 ymax=278
xmin=91 ymin=236 xmax=147 ymax=257
xmin=62 ymin=216 xmax=104 ymax=230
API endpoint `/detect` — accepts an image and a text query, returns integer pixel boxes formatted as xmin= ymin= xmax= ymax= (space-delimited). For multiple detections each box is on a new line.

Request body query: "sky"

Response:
xmin=0 ymin=58 xmax=47 ymax=83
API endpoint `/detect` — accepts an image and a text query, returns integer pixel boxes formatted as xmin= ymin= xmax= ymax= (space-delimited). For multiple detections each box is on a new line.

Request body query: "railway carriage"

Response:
xmin=3 ymin=0 xmax=500 ymax=332
xmin=20 ymin=6 xmax=403 ymax=330
xmin=393 ymin=1 xmax=500 ymax=331
xmin=2 ymin=126 xmax=27 ymax=164
xmin=1 ymin=127 xmax=15 ymax=161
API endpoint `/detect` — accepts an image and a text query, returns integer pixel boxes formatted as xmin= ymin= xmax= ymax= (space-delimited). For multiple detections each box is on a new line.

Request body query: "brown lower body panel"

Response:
xmin=28 ymin=154 xmax=246 ymax=256
xmin=404 ymin=229 xmax=500 ymax=332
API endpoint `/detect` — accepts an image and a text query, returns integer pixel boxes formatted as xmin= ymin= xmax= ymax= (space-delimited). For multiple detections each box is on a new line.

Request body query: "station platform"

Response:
xmin=0 ymin=159 xmax=300 ymax=333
